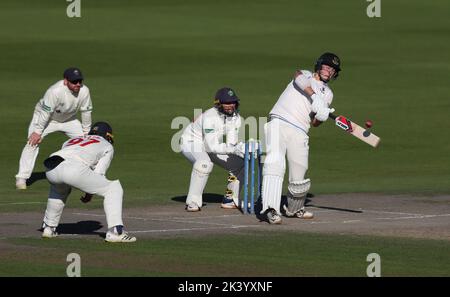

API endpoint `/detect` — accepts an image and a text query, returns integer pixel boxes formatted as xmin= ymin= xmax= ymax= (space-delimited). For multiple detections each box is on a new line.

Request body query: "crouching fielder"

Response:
xmin=180 ymin=87 xmax=246 ymax=212
xmin=261 ymin=52 xmax=341 ymax=224
xmin=40 ymin=122 xmax=136 ymax=243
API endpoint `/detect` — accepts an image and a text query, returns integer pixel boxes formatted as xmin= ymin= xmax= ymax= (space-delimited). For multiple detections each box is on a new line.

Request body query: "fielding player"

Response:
xmin=180 ymin=87 xmax=246 ymax=212
xmin=261 ymin=53 xmax=341 ymax=224
xmin=40 ymin=122 xmax=136 ymax=243
xmin=15 ymin=67 xmax=93 ymax=190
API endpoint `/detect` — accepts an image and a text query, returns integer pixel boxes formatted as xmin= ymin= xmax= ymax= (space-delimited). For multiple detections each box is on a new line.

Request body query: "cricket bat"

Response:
xmin=329 ymin=113 xmax=380 ymax=147
xmin=293 ymin=82 xmax=381 ymax=147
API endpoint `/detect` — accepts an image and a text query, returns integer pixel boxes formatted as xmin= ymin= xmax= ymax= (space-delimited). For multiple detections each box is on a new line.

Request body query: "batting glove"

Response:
xmin=315 ymin=106 xmax=335 ymax=122
xmin=234 ymin=142 xmax=246 ymax=159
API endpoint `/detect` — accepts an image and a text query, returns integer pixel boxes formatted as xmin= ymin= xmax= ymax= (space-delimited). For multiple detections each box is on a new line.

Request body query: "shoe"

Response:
xmin=105 ymin=231 xmax=136 ymax=243
xmin=221 ymin=197 xmax=237 ymax=209
xmin=266 ymin=209 xmax=282 ymax=225
xmin=186 ymin=201 xmax=201 ymax=212
xmin=16 ymin=178 xmax=27 ymax=190
xmin=295 ymin=208 xmax=314 ymax=219
xmin=42 ymin=223 xmax=58 ymax=238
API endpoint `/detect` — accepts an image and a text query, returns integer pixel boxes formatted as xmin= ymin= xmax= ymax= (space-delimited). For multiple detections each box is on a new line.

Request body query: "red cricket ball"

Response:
xmin=365 ymin=120 xmax=373 ymax=128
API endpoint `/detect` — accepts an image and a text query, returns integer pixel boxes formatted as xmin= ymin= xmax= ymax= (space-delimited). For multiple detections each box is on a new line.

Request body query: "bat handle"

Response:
xmin=329 ymin=113 xmax=337 ymax=120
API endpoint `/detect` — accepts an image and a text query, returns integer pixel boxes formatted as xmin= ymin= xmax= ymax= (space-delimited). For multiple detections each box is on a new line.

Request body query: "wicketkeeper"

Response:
xmin=180 ymin=87 xmax=246 ymax=212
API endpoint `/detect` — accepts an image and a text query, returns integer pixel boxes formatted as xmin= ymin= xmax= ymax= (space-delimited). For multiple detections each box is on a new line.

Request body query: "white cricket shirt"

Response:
xmin=269 ymin=70 xmax=333 ymax=134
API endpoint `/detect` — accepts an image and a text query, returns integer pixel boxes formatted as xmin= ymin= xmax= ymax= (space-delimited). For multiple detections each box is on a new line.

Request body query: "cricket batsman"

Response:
xmin=180 ymin=87 xmax=246 ymax=212
xmin=261 ymin=53 xmax=341 ymax=224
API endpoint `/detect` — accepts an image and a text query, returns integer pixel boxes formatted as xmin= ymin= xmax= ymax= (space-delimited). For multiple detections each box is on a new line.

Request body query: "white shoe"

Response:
xmin=295 ymin=208 xmax=314 ymax=219
xmin=221 ymin=197 xmax=237 ymax=209
xmin=42 ymin=225 xmax=58 ymax=238
xmin=105 ymin=231 xmax=136 ymax=243
xmin=16 ymin=178 xmax=27 ymax=190
xmin=186 ymin=202 xmax=201 ymax=212
xmin=267 ymin=209 xmax=282 ymax=225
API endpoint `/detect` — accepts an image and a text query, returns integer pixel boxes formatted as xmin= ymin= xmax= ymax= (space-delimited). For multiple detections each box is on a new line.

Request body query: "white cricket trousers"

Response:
xmin=16 ymin=113 xmax=84 ymax=179
xmin=181 ymin=141 xmax=245 ymax=206
xmin=261 ymin=118 xmax=309 ymax=214
xmin=43 ymin=158 xmax=124 ymax=229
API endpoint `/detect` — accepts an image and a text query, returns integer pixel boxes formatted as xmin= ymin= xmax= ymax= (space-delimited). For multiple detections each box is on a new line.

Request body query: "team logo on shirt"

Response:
xmin=41 ymin=102 xmax=52 ymax=112
xmin=204 ymin=128 xmax=214 ymax=133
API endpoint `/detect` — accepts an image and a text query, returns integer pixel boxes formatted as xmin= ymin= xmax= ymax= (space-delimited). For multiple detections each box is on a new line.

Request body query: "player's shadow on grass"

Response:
xmin=171 ymin=193 xmax=223 ymax=205
xmin=281 ymin=193 xmax=362 ymax=213
xmin=307 ymin=204 xmax=363 ymax=213
xmin=304 ymin=193 xmax=363 ymax=213
xmin=55 ymin=220 xmax=104 ymax=237
xmin=171 ymin=193 xmax=315 ymax=215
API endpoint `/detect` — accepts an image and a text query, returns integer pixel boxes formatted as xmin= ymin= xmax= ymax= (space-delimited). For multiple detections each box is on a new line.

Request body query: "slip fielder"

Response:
xmin=41 ymin=122 xmax=136 ymax=243
xmin=15 ymin=67 xmax=93 ymax=190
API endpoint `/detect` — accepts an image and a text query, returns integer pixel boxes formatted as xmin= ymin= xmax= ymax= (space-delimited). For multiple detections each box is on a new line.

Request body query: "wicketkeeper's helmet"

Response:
xmin=214 ymin=87 xmax=240 ymax=116
xmin=314 ymin=52 xmax=341 ymax=80
xmin=89 ymin=122 xmax=114 ymax=144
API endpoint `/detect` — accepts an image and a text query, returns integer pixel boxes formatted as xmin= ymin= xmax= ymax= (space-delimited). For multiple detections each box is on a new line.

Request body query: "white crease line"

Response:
xmin=310 ymin=208 xmax=429 ymax=216
xmin=72 ymin=212 xmax=243 ymax=227
xmin=72 ymin=211 xmax=450 ymax=228
xmin=0 ymin=202 xmax=46 ymax=205
xmin=375 ymin=214 xmax=450 ymax=221
xmin=364 ymin=210 xmax=426 ymax=216
xmin=125 ymin=215 xmax=236 ymax=227
xmin=129 ymin=225 xmax=262 ymax=233
xmin=172 ymin=214 xmax=244 ymax=220
xmin=73 ymin=212 xmax=104 ymax=217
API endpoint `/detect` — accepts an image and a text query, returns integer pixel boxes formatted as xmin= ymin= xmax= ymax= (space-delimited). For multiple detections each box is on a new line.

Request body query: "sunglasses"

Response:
xmin=69 ymin=79 xmax=83 ymax=85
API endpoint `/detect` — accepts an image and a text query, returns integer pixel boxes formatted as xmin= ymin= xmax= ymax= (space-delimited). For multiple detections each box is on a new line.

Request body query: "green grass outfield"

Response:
xmin=0 ymin=0 xmax=449 ymax=276
xmin=1 ymin=232 xmax=449 ymax=277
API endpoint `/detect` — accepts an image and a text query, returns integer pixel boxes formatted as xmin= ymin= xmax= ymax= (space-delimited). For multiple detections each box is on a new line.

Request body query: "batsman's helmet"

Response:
xmin=214 ymin=87 xmax=240 ymax=116
xmin=314 ymin=52 xmax=341 ymax=80
xmin=88 ymin=122 xmax=114 ymax=144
